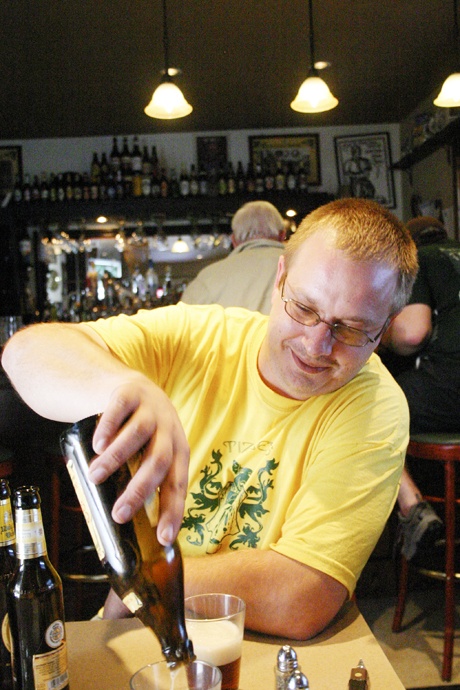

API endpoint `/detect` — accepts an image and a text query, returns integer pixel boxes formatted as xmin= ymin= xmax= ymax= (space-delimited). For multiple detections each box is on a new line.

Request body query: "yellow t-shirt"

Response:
xmin=87 ymin=302 xmax=408 ymax=595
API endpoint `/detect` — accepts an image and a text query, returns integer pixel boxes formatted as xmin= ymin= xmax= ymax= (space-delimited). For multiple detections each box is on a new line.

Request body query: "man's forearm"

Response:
xmin=184 ymin=549 xmax=347 ymax=639
xmin=2 ymin=322 xmax=139 ymax=422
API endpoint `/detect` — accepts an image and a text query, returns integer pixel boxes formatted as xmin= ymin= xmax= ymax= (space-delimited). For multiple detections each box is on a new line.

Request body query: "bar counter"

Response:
xmin=65 ymin=601 xmax=405 ymax=689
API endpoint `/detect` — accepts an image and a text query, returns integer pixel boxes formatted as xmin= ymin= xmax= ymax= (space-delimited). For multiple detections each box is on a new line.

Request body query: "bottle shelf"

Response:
xmin=6 ymin=191 xmax=334 ymax=232
xmin=392 ymin=116 xmax=460 ymax=170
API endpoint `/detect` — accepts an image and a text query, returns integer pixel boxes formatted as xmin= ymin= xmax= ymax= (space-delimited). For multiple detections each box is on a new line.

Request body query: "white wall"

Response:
xmin=2 ymin=122 xmax=403 ymax=217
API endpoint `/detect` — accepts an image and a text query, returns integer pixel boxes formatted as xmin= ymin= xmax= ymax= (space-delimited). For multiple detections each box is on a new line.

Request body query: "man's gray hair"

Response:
xmin=231 ymin=201 xmax=284 ymax=244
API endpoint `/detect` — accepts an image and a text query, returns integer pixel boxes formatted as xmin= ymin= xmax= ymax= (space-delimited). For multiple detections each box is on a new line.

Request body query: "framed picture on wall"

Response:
xmin=196 ymin=136 xmax=227 ymax=174
xmin=334 ymin=132 xmax=395 ymax=208
xmin=249 ymin=134 xmax=321 ymax=186
xmin=0 ymin=146 xmax=22 ymax=203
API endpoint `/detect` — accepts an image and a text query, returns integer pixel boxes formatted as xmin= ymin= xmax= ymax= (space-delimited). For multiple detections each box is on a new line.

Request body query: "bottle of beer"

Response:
xmin=0 ymin=480 xmax=15 ymax=690
xmin=7 ymin=487 xmax=69 ymax=690
xmin=60 ymin=415 xmax=195 ymax=667
xmin=110 ymin=137 xmax=121 ymax=174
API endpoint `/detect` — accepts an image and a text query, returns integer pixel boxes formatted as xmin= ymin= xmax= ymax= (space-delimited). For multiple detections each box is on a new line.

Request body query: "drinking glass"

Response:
xmin=130 ymin=660 xmax=221 ymax=690
xmin=185 ymin=594 xmax=246 ymax=690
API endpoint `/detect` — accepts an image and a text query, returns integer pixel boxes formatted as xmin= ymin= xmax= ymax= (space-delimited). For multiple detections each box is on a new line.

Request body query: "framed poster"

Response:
xmin=249 ymin=134 xmax=321 ymax=185
xmin=334 ymin=132 xmax=395 ymax=208
xmin=0 ymin=146 xmax=22 ymax=202
xmin=196 ymin=136 xmax=227 ymax=174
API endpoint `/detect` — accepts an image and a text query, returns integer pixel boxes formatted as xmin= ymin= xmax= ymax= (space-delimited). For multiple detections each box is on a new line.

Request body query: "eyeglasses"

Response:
xmin=280 ymin=277 xmax=389 ymax=348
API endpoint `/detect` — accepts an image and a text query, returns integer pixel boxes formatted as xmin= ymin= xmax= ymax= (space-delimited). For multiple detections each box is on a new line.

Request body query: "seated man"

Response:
xmin=2 ymin=198 xmax=418 ymax=639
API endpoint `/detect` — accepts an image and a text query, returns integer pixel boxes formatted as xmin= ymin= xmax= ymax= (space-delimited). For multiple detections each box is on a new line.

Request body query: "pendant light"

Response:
xmin=291 ymin=0 xmax=338 ymax=114
xmin=144 ymin=0 xmax=193 ymax=120
xmin=434 ymin=0 xmax=460 ymax=107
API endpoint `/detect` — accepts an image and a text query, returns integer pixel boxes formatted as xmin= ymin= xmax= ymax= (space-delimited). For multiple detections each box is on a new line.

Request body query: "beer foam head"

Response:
xmin=186 ymin=619 xmax=242 ymax=667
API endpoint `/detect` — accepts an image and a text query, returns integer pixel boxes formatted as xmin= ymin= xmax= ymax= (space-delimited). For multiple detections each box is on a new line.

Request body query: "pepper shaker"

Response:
xmin=287 ymin=669 xmax=309 ymax=690
xmin=275 ymin=645 xmax=299 ymax=690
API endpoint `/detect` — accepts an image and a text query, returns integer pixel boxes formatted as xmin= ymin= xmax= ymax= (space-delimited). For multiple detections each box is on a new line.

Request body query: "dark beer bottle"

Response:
xmin=0 ymin=480 xmax=15 ymax=690
xmin=60 ymin=415 xmax=195 ymax=667
xmin=7 ymin=487 xmax=69 ymax=690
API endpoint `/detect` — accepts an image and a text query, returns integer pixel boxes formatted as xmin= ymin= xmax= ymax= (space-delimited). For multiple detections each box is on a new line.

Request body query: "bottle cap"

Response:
xmin=287 ymin=669 xmax=309 ymax=690
xmin=277 ymin=645 xmax=298 ymax=672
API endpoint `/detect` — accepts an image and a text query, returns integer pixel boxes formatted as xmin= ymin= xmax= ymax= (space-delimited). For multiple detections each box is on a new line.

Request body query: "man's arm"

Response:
xmin=1 ymin=323 xmax=190 ymax=543
xmin=103 ymin=548 xmax=347 ymax=638
xmin=381 ymin=303 xmax=432 ymax=356
xmin=184 ymin=549 xmax=347 ymax=638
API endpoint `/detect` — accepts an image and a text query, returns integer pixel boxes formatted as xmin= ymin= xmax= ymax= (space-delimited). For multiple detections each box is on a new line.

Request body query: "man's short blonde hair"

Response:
xmin=231 ymin=201 xmax=284 ymax=244
xmin=284 ymin=198 xmax=418 ymax=313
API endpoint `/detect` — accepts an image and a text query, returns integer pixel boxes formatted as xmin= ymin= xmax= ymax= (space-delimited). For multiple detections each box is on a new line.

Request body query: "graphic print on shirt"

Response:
xmin=181 ymin=448 xmax=279 ymax=552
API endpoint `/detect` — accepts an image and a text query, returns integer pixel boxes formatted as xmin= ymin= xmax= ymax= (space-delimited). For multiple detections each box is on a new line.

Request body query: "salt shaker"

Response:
xmin=287 ymin=669 xmax=309 ymax=690
xmin=275 ymin=645 xmax=299 ymax=690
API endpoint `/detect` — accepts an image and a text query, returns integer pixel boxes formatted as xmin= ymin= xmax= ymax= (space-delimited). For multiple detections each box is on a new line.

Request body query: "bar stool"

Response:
xmin=392 ymin=432 xmax=460 ymax=682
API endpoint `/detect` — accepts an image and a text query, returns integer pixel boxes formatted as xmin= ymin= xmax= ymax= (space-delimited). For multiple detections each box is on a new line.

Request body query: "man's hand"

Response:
xmin=89 ymin=379 xmax=190 ymax=544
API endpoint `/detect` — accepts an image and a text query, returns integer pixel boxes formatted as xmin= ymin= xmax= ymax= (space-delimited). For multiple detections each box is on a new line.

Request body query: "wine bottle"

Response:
xmin=7 ymin=487 xmax=69 ymax=690
xmin=60 ymin=415 xmax=195 ymax=667
xmin=0 ymin=480 xmax=15 ymax=690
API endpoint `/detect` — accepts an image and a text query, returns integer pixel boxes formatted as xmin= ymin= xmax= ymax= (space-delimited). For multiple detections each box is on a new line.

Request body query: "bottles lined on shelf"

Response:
xmin=14 ymin=136 xmax=311 ymax=205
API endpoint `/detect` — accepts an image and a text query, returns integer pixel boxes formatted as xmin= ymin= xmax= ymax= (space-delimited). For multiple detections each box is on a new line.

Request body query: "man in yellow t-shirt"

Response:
xmin=2 ymin=198 xmax=418 ymax=640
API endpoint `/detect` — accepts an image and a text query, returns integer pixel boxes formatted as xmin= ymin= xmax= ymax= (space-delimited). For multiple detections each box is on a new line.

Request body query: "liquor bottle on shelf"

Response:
xmin=159 ymin=168 xmax=169 ymax=198
xmin=217 ymin=164 xmax=228 ymax=196
xmin=110 ymin=137 xmax=121 ymax=174
xmin=7 ymin=486 xmax=69 ymax=690
xmin=21 ymin=175 xmax=31 ymax=203
xmin=48 ymin=173 xmax=57 ymax=203
xmin=131 ymin=136 xmax=142 ymax=174
xmin=264 ymin=161 xmax=275 ymax=194
xmin=60 ymin=415 xmax=195 ymax=667
xmin=245 ymin=162 xmax=256 ymax=195
xmin=179 ymin=167 xmax=190 ymax=197
xmin=65 ymin=173 xmax=74 ymax=202
xmin=31 ymin=176 xmax=40 ymax=202
xmin=73 ymin=173 xmax=83 ymax=202
xmin=189 ymin=164 xmax=199 ymax=196
xmin=198 ymin=165 xmax=208 ymax=196
xmin=121 ymin=137 xmax=132 ymax=176
xmin=90 ymin=152 xmax=101 ymax=184
xmin=227 ymin=162 xmax=236 ymax=195
xmin=275 ymin=159 xmax=286 ymax=192
xmin=0 ymin=479 xmax=15 ymax=690
xmin=236 ymin=161 xmax=246 ymax=194
xmin=100 ymin=152 xmax=110 ymax=180
xmin=286 ymin=162 xmax=297 ymax=192
xmin=13 ymin=176 xmax=23 ymax=204
xmin=142 ymin=146 xmax=152 ymax=177
xmin=39 ymin=173 xmax=49 ymax=202
xmin=297 ymin=161 xmax=308 ymax=194
xmin=255 ymin=162 xmax=264 ymax=195
xmin=169 ymin=169 xmax=180 ymax=198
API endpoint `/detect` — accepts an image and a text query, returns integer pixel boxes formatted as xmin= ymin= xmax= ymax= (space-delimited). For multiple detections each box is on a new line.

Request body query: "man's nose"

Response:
xmin=302 ymin=322 xmax=334 ymax=356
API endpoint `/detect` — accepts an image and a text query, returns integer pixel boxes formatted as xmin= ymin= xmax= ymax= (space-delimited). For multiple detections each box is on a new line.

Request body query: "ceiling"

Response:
xmin=0 ymin=1 xmax=455 ymax=140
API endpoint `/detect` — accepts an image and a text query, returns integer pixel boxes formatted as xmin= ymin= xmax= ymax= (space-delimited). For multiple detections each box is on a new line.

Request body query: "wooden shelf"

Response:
xmin=392 ymin=116 xmax=460 ymax=170
xmin=5 ymin=191 xmax=334 ymax=231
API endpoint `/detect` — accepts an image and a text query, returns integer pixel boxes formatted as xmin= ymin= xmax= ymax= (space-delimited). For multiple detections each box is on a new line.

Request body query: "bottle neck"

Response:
xmin=0 ymin=497 xmax=15 ymax=548
xmin=15 ymin=507 xmax=47 ymax=559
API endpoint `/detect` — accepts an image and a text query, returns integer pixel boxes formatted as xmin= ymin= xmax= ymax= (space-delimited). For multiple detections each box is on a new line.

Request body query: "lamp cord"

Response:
xmin=162 ymin=0 xmax=170 ymax=75
xmin=308 ymin=0 xmax=317 ymax=74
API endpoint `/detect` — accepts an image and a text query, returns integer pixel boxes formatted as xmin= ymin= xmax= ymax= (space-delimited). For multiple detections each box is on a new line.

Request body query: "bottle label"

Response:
xmin=15 ymin=509 xmax=46 ymax=558
xmin=2 ymin=613 xmax=11 ymax=654
xmin=122 ymin=591 xmax=143 ymax=614
xmin=32 ymin=640 xmax=68 ymax=690
xmin=0 ymin=499 xmax=15 ymax=546
xmin=65 ymin=459 xmax=106 ymax=562
xmin=45 ymin=620 xmax=65 ymax=649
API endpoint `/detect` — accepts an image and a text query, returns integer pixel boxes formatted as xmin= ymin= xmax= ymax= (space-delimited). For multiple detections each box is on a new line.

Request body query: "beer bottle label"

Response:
xmin=0 ymin=500 xmax=14 ymax=546
xmin=65 ymin=459 xmax=106 ymax=561
xmin=15 ymin=508 xmax=47 ymax=558
xmin=32 ymin=639 xmax=68 ymax=690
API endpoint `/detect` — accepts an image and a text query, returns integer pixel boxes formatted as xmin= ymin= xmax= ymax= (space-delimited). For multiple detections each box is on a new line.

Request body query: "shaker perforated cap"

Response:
xmin=287 ymin=669 xmax=309 ymax=690
xmin=277 ymin=646 xmax=299 ymax=672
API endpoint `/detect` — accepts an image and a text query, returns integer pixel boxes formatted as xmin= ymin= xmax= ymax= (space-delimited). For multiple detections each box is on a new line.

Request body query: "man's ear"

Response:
xmin=274 ymin=255 xmax=286 ymax=289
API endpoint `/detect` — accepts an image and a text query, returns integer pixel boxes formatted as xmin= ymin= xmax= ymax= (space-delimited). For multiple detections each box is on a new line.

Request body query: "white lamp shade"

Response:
xmin=144 ymin=81 xmax=193 ymax=120
xmin=290 ymin=75 xmax=338 ymax=113
xmin=434 ymin=72 xmax=460 ymax=107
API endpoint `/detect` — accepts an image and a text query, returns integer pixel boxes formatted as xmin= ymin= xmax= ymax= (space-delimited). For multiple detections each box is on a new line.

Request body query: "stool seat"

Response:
xmin=0 ymin=445 xmax=14 ymax=478
xmin=392 ymin=433 xmax=460 ymax=682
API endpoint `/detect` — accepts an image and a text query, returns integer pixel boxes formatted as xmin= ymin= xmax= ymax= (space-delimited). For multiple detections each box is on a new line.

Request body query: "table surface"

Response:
xmin=65 ymin=601 xmax=406 ymax=689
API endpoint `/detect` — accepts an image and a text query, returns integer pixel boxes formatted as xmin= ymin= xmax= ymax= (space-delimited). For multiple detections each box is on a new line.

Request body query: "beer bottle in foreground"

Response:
xmin=0 ymin=480 xmax=15 ymax=690
xmin=7 ymin=487 xmax=69 ymax=690
xmin=60 ymin=415 xmax=195 ymax=667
